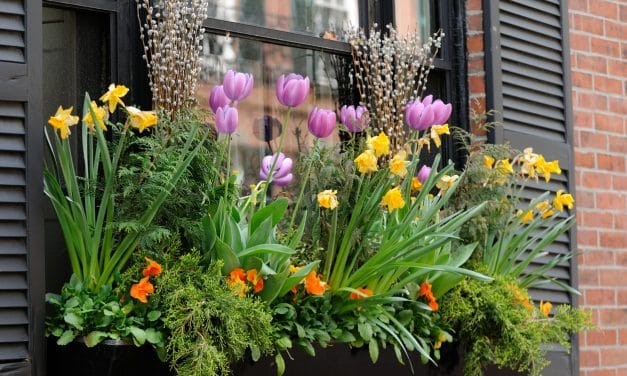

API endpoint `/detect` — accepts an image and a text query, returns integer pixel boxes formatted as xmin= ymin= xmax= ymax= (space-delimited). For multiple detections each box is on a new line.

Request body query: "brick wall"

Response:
xmin=569 ymin=0 xmax=627 ymax=374
xmin=466 ymin=0 xmax=627 ymax=374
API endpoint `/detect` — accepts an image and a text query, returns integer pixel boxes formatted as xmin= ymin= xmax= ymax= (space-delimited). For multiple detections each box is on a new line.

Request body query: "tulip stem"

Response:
xmin=289 ymin=137 xmax=319 ymax=232
xmin=261 ymin=107 xmax=292 ymax=205
xmin=223 ymin=134 xmax=232 ymax=204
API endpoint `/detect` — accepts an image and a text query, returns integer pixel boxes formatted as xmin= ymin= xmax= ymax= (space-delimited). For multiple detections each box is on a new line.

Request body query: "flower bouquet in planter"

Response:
xmin=44 ymin=84 xmax=210 ymax=366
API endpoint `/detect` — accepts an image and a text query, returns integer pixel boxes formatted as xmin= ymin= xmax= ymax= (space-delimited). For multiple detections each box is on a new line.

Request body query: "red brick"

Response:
xmin=618 ymin=252 xmax=627 ymax=267
xmin=574 ymin=14 xmax=604 ymax=34
xmin=468 ymin=56 xmax=484 ymax=73
xmin=601 ymin=348 xmax=627 ymax=367
xmin=571 ymin=32 xmax=591 ymax=52
xmin=594 ymin=75 xmax=623 ymax=94
xmin=574 ymin=110 xmax=594 ymax=129
xmin=607 ymin=59 xmax=626 ymax=77
xmin=604 ymin=19 xmax=625 ymax=39
xmin=614 ymin=176 xmax=627 ymax=191
xmin=618 ymin=289 xmax=627 ymax=305
xmin=575 ymin=150 xmax=596 ymax=168
xmin=579 ymin=229 xmax=599 ymax=246
xmin=577 ymin=92 xmax=608 ymax=111
xmin=467 ymin=35 xmax=484 ymax=53
xmin=620 ymin=328 xmax=627 ymax=345
xmin=577 ymin=53 xmax=608 ymax=74
xmin=585 ymin=370 xmax=617 ymax=376
xmin=583 ymin=250 xmax=614 ymax=265
xmin=615 ymin=214 xmax=627 ymax=230
xmin=579 ymin=268 xmax=600 ymax=286
xmin=621 ymin=4 xmax=627 ymax=22
xmin=587 ymin=328 xmax=617 ymax=346
xmin=581 ymin=349 xmax=600 ymax=367
xmin=608 ymin=97 xmax=625 ymax=115
xmin=585 ymin=288 xmax=615 ymax=305
xmin=609 ymin=136 xmax=627 ymax=154
xmin=576 ymin=190 xmax=596 ymax=208
xmin=583 ymin=211 xmax=614 ymax=228
xmin=594 ymin=113 xmax=624 ymax=133
xmin=600 ymin=308 xmax=627 ymax=326
xmin=582 ymin=171 xmax=612 ymax=189
xmin=600 ymin=270 xmax=627 ymax=286
xmin=572 ymin=71 xmax=594 ymax=89
xmin=570 ymin=0 xmax=588 ymax=12
xmin=597 ymin=153 xmax=625 ymax=172
xmin=590 ymin=37 xmax=621 ymax=57
xmin=579 ymin=131 xmax=609 ymax=150
xmin=597 ymin=192 xmax=626 ymax=210
xmin=600 ymin=231 xmax=627 ymax=248
xmin=589 ymin=0 xmax=619 ymax=19
xmin=467 ymin=13 xmax=482 ymax=31
xmin=468 ymin=75 xmax=485 ymax=94
xmin=466 ymin=0 xmax=481 ymax=11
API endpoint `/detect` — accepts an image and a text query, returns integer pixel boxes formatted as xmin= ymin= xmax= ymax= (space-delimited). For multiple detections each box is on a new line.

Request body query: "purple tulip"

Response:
xmin=259 ymin=152 xmax=294 ymax=186
xmin=276 ymin=74 xmax=310 ymax=108
xmin=340 ymin=105 xmax=369 ymax=132
xmin=417 ymin=165 xmax=432 ymax=183
xmin=430 ymin=100 xmax=452 ymax=125
xmin=209 ymin=85 xmax=230 ymax=113
xmin=405 ymin=100 xmax=435 ymax=131
xmin=308 ymin=107 xmax=337 ymax=138
xmin=223 ymin=70 xmax=254 ymax=102
xmin=215 ymin=105 xmax=238 ymax=134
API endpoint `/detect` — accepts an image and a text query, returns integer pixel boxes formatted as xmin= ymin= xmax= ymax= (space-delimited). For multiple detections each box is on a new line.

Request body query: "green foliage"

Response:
xmin=45 ymin=274 xmax=166 ymax=353
xmin=115 ymin=109 xmax=221 ymax=249
xmin=438 ymin=275 xmax=592 ymax=376
xmin=156 ymin=251 xmax=275 ymax=376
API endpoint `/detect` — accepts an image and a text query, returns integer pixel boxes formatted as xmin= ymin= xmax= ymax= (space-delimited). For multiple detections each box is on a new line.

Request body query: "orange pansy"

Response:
xmin=304 ymin=271 xmax=328 ymax=296
xmin=142 ymin=257 xmax=162 ymax=277
xmin=130 ymin=276 xmax=154 ymax=303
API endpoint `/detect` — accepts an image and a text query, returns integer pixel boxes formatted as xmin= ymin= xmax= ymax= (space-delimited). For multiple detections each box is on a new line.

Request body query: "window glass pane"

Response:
xmin=208 ymin=0 xmax=360 ymax=40
xmin=197 ymin=34 xmax=352 ymax=187
xmin=394 ymin=0 xmax=436 ymax=38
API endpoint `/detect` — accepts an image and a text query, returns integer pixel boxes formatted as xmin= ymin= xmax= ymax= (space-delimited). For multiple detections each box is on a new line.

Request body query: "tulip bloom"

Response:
xmin=417 ymin=165 xmax=432 ymax=183
xmin=405 ymin=100 xmax=434 ymax=131
xmin=340 ymin=105 xmax=368 ymax=132
xmin=209 ymin=85 xmax=230 ymax=113
xmin=308 ymin=107 xmax=337 ymax=138
xmin=276 ymin=74 xmax=310 ymax=107
xmin=215 ymin=105 xmax=238 ymax=134
xmin=259 ymin=152 xmax=293 ymax=186
xmin=222 ymin=70 xmax=254 ymax=101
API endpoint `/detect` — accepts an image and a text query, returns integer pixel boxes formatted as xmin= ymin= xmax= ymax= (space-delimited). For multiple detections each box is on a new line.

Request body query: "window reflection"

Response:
xmin=208 ymin=0 xmax=360 ymax=40
xmin=395 ymin=0 xmax=435 ymax=39
xmin=197 ymin=34 xmax=352 ymax=188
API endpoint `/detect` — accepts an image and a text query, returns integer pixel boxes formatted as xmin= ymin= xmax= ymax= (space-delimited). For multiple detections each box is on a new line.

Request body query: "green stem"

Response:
xmin=223 ymin=134 xmax=232 ymax=203
xmin=261 ymin=108 xmax=292 ymax=204
xmin=288 ymin=138 xmax=319 ymax=231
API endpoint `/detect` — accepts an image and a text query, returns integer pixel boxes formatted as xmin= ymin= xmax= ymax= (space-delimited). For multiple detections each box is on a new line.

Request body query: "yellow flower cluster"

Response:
xmin=47 ymin=84 xmax=158 ymax=140
xmin=517 ymin=148 xmax=561 ymax=182
xmin=318 ymin=190 xmax=339 ymax=210
xmin=381 ymin=187 xmax=405 ymax=212
xmin=516 ymin=190 xmax=575 ymax=224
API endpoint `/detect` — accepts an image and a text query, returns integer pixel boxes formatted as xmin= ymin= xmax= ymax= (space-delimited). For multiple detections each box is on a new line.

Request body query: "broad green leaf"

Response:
xmin=275 ymin=353 xmax=285 ymax=376
xmin=358 ymin=322 xmax=373 ymax=341
xmin=369 ymin=340 xmax=379 ymax=364
xmin=250 ymin=344 xmax=261 ymax=362
xmin=84 ymin=331 xmax=108 ymax=347
xmin=247 ymin=217 xmax=273 ymax=248
xmin=145 ymin=328 xmax=163 ymax=344
xmin=57 ymin=330 xmax=75 ymax=346
xmin=147 ymin=310 xmax=161 ymax=322
xmin=214 ymin=239 xmax=240 ymax=274
xmin=129 ymin=326 xmax=146 ymax=345
xmin=63 ymin=312 xmax=83 ymax=330
xmin=238 ymin=244 xmax=295 ymax=258
xmin=250 ymin=197 xmax=288 ymax=234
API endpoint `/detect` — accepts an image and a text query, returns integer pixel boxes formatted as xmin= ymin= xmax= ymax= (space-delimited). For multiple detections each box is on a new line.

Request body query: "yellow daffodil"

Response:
xmin=48 ymin=106 xmax=79 ymax=140
xmin=483 ymin=155 xmax=495 ymax=169
xmin=366 ymin=132 xmax=390 ymax=157
xmin=289 ymin=265 xmax=303 ymax=274
xmin=411 ymin=177 xmax=423 ymax=192
xmin=99 ymin=84 xmax=129 ymax=113
xmin=436 ymin=174 xmax=459 ymax=191
xmin=389 ymin=150 xmax=409 ymax=178
xmin=496 ymin=159 xmax=514 ymax=175
xmin=535 ymin=155 xmax=561 ymax=182
xmin=434 ymin=331 xmax=447 ymax=350
xmin=535 ymin=200 xmax=554 ymax=219
xmin=318 ymin=190 xmax=339 ymax=209
xmin=553 ymin=190 xmax=574 ymax=211
xmin=516 ymin=209 xmax=534 ymax=224
xmin=126 ymin=106 xmax=158 ymax=133
xmin=430 ymin=124 xmax=450 ymax=148
xmin=381 ymin=187 xmax=406 ymax=212
xmin=82 ymin=101 xmax=108 ymax=132
xmin=354 ymin=149 xmax=378 ymax=174
xmin=519 ymin=147 xmax=539 ymax=178
xmin=417 ymin=137 xmax=431 ymax=153
xmin=539 ymin=301 xmax=552 ymax=317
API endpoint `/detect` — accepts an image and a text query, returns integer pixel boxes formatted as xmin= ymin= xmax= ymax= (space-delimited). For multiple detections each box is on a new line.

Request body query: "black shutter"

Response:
xmin=0 ymin=0 xmax=44 ymax=374
xmin=484 ymin=0 xmax=578 ymax=374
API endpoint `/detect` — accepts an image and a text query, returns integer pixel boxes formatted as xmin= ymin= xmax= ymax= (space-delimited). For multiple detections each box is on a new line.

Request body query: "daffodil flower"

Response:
xmin=535 ymin=200 xmax=554 ymax=219
xmin=436 ymin=174 xmax=459 ymax=192
xmin=483 ymin=155 xmax=495 ymax=169
xmin=354 ymin=149 xmax=378 ymax=174
xmin=318 ymin=190 xmax=339 ymax=210
xmin=82 ymin=101 xmax=108 ymax=132
xmin=553 ymin=190 xmax=574 ymax=211
xmin=516 ymin=209 xmax=534 ymax=224
xmin=389 ymin=150 xmax=409 ymax=177
xmin=126 ymin=106 xmax=158 ymax=133
xmin=366 ymin=132 xmax=390 ymax=157
xmin=381 ymin=187 xmax=406 ymax=212
xmin=495 ymin=159 xmax=514 ymax=175
xmin=430 ymin=124 xmax=450 ymax=148
xmin=48 ymin=106 xmax=79 ymax=139
xmin=99 ymin=83 xmax=129 ymax=113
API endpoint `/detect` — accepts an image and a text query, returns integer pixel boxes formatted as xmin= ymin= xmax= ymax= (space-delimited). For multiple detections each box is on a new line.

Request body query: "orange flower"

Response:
xmin=143 ymin=257 xmax=162 ymax=277
xmin=130 ymin=276 xmax=154 ymax=303
xmin=350 ymin=287 xmax=373 ymax=300
xmin=227 ymin=268 xmax=249 ymax=297
xmin=304 ymin=271 xmax=328 ymax=296
xmin=246 ymin=269 xmax=264 ymax=293
xmin=540 ymin=301 xmax=552 ymax=317
xmin=418 ymin=281 xmax=438 ymax=311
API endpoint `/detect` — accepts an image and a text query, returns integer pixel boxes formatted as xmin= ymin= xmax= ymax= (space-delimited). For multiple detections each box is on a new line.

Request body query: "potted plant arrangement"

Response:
xmin=43 ymin=7 xmax=591 ymax=374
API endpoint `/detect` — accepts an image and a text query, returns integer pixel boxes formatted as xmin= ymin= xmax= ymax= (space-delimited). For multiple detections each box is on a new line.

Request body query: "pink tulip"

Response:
xmin=417 ymin=165 xmax=432 ymax=183
xmin=215 ymin=105 xmax=238 ymax=134
xmin=223 ymin=70 xmax=254 ymax=101
xmin=259 ymin=152 xmax=293 ymax=186
xmin=308 ymin=107 xmax=336 ymax=138
xmin=276 ymin=74 xmax=310 ymax=108
xmin=209 ymin=85 xmax=230 ymax=113
xmin=340 ymin=105 xmax=368 ymax=132
xmin=405 ymin=100 xmax=435 ymax=131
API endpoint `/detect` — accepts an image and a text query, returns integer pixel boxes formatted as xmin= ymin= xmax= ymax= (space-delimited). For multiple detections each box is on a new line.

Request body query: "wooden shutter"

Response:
xmin=484 ymin=0 xmax=578 ymax=374
xmin=0 ymin=0 xmax=44 ymax=374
